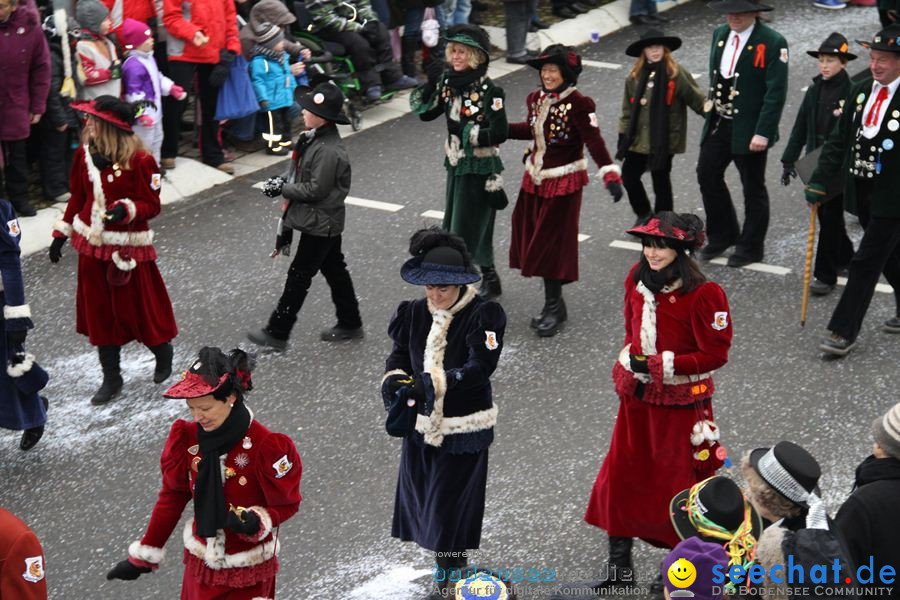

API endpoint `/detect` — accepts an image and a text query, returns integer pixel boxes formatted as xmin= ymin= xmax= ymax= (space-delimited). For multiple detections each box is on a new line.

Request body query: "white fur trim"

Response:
xmin=128 ymin=541 xmax=166 ymax=564
xmin=524 ymin=158 xmax=587 ymax=184
xmin=617 ymin=344 xmax=650 ymax=384
xmin=82 ymin=146 xmax=108 ymax=246
xmin=72 ymin=215 xmax=154 ymax=246
xmin=485 ymin=174 xmax=503 ymax=193
xmin=617 ymin=345 xmax=712 ymax=386
xmin=444 ymin=136 xmax=500 ymax=165
xmin=597 ymin=163 xmax=622 ymax=179
xmin=53 ymin=220 xmax=73 ymax=237
xmin=469 ymin=124 xmax=481 ymax=147
xmin=420 ymin=285 xmax=480 ymax=447
xmin=117 ymin=198 xmax=137 ymax=223
xmin=527 ymin=86 xmax=578 ymax=185
xmin=381 ymin=368 xmax=409 ymax=386
xmin=247 ymin=506 xmax=273 ymax=541
xmin=416 ymin=404 xmax=498 ymax=436
xmin=182 ymin=519 xmax=279 ymax=570
xmin=635 ymin=282 xmax=658 ymax=356
xmin=111 ymin=250 xmax=137 ymax=271
xmin=661 ymin=351 xmax=675 ymax=381
xmin=3 ymin=304 xmax=31 ymax=320
xmin=6 ymin=353 xmax=35 ymax=378
xmin=756 ymin=525 xmax=788 ymax=595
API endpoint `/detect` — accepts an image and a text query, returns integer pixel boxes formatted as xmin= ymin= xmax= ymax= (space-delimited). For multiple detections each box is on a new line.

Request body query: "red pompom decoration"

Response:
xmin=567 ymin=51 xmax=578 ymax=67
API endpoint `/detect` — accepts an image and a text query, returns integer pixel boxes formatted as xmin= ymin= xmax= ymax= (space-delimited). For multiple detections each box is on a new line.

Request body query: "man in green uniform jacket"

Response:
xmin=806 ymin=24 xmax=900 ymax=356
xmin=696 ymin=0 xmax=788 ymax=267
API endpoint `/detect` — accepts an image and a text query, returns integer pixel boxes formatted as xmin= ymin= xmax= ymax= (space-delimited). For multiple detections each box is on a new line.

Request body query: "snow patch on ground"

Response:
xmin=347 ymin=564 xmax=433 ymax=599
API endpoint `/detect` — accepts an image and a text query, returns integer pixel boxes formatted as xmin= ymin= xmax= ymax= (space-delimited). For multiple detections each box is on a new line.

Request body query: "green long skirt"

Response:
xmin=443 ymin=169 xmax=496 ymax=268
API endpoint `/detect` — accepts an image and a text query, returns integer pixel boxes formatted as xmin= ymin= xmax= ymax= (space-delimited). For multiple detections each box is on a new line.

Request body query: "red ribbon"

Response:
xmin=666 ymin=80 xmax=675 ymax=106
xmin=753 ymin=43 xmax=766 ymax=68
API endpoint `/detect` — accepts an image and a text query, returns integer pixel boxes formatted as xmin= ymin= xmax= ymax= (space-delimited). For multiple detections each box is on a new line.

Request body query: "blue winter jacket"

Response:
xmin=249 ymin=52 xmax=297 ymax=111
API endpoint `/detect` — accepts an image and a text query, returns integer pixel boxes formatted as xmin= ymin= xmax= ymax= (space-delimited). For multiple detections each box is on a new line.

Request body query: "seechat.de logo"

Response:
xmin=668 ymin=558 xmax=697 ymax=598
xmin=455 ymin=572 xmax=509 ymax=600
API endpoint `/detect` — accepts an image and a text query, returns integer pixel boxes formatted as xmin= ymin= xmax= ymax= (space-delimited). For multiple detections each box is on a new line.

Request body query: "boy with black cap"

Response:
xmin=248 ymin=83 xmax=363 ymax=350
xmin=781 ymin=33 xmax=856 ymax=297
xmin=834 ymin=402 xmax=900 ymax=586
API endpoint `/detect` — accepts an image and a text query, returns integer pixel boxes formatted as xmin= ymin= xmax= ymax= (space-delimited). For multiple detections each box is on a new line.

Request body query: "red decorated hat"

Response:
xmin=627 ymin=214 xmax=705 ymax=250
xmin=71 ymin=98 xmax=134 ymax=132
xmin=163 ymin=347 xmax=253 ymax=399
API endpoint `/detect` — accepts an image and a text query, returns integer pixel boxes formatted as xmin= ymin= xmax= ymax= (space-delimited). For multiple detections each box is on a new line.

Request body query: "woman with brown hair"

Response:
xmin=617 ymin=29 xmax=706 ymax=224
xmin=49 ymin=95 xmax=177 ymax=406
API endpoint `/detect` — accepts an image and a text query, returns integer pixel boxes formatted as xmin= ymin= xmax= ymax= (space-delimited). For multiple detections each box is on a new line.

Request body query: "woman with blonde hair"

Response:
xmin=410 ymin=24 xmax=508 ymax=301
xmin=617 ymin=29 xmax=706 ymax=224
xmin=49 ymin=95 xmax=177 ymax=405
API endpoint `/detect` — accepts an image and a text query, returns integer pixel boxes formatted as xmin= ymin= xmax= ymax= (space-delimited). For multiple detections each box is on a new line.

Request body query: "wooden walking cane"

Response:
xmin=801 ymin=204 xmax=818 ymax=327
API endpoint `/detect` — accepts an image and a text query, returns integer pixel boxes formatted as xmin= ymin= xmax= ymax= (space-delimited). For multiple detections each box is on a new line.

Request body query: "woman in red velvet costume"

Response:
xmin=105 ymin=347 xmax=302 ymax=599
xmin=507 ymin=44 xmax=623 ymax=338
xmin=49 ymin=95 xmax=177 ymax=405
xmin=583 ymin=212 xmax=732 ymax=592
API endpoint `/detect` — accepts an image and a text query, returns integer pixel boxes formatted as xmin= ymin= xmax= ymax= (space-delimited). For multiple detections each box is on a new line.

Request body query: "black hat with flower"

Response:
xmin=526 ymin=44 xmax=583 ymax=85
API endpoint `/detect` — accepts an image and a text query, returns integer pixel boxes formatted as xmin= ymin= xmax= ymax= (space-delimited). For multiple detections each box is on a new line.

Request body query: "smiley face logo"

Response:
xmin=667 ymin=558 xmax=697 ymax=589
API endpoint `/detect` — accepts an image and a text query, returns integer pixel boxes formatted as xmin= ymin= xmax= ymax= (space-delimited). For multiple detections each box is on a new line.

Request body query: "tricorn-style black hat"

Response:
xmin=526 ymin=44 xmax=583 ymax=84
xmin=626 ymin=28 xmax=682 ymax=57
xmin=707 ymin=0 xmax=772 ymax=13
xmin=296 ymin=82 xmax=350 ymax=125
xmin=808 ymin=32 xmax=857 ymax=61
xmin=857 ymin=24 xmax=900 ymax=53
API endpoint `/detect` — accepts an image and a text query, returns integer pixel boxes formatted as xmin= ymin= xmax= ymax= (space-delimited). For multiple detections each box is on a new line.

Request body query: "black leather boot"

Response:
xmin=401 ymin=35 xmax=419 ymax=78
xmin=91 ymin=345 xmax=123 ymax=406
xmin=530 ymin=279 xmax=553 ymax=329
xmin=479 ymin=266 xmax=502 ymax=301
xmin=590 ymin=536 xmax=634 ymax=592
xmin=536 ymin=280 xmax=567 ymax=337
xmin=148 ymin=342 xmax=174 ymax=383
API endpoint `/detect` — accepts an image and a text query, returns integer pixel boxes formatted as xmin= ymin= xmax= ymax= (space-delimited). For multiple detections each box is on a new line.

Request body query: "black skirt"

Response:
xmin=391 ymin=437 xmax=489 ymax=552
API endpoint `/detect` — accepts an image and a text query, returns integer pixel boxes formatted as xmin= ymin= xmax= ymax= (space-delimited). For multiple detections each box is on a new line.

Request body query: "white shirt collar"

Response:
xmin=728 ymin=22 xmax=755 ymax=45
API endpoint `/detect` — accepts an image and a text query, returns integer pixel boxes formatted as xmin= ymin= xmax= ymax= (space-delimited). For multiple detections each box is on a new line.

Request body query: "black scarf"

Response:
xmin=852 ymin=455 xmax=900 ymax=491
xmin=446 ymin=62 xmax=488 ymax=91
xmin=639 ymin=261 xmax=677 ymax=293
xmin=194 ymin=401 xmax=252 ymax=538
xmin=623 ymin=61 xmax=670 ymax=171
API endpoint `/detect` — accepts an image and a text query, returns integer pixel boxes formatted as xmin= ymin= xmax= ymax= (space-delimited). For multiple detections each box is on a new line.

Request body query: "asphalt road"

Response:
xmin=2 ymin=2 xmax=898 ymax=598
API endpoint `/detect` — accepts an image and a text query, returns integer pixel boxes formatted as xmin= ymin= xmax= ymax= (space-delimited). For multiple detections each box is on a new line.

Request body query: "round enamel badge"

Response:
xmin=313 ymin=93 xmax=325 ymax=105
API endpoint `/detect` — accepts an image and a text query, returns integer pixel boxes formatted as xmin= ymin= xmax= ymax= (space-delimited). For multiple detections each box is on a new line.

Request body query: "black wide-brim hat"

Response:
xmin=527 ymin=44 xmax=583 ymax=84
xmin=164 ymin=347 xmax=253 ymax=399
xmin=670 ymin=476 xmax=763 ymax=543
xmin=71 ymin=98 xmax=134 ymax=132
xmin=627 ymin=216 xmax=705 ymax=250
xmin=707 ymin=0 xmax=772 ymax=13
xmin=808 ymin=32 xmax=857 ymax=61
xmin=297 ymin=83 xmax=350 ymax=125
xmin=749 ymin=441 xmax=822 ymax=508
xmin=626 ymin=28 xmax=682 ymax=57
xmin=443 ymin=24 xmax=491 ymax=58
xmin=401 ymin=246 xmax=481 ymax=286
xmin=857 ymin=24 xmax=900 ymax=53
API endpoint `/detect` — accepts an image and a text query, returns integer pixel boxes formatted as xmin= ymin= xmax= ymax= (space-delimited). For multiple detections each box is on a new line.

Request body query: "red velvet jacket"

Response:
xmin=508 ymin=87 xmax=617 ymax=198
xmin=127 ymin=419 xmax=302 ymax=588
xmin=53 ymin=146 xmax=161 ymax=264
xmin=612 ymin=263 xmax=732 ymax=406
xmin=0 ymin=508 xmax=46 ymax=599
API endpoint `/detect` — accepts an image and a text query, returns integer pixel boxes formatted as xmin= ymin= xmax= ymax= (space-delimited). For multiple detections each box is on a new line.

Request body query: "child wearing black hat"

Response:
xmin=781 ymin=32 xmax=856 ymax=297
xmin=617 ymin=29 xmax=706 ymax=225
xmin=248 ymin=83 xmax=363 ymax=350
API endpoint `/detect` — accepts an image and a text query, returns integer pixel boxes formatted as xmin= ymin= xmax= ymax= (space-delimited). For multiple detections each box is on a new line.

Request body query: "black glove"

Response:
xmin=106 ymin=559 xmax=151 ymax=581
xmin=615 ymin=133 xmax=629 ymax=160
xmin=104 ymin=204 xmax=128 ymax=224
xmin=208 ymin=50 xmax=236 ymax=87
xmin=630 ymin=354 xmax=650 ymax=374
xmin=781 ymin=163 xmax=797 ymax=187
xmin=226 ymin=508 xmax=261 ymax=535
xmin=262 ymin=176 xmax=286 ymax=198
xmin=386 ymin=373 xmax=413 ymax=395
xmin=407 ymin=375 xmax=427 ymax=402
xmin=607 ymin=180 xmax=624 ymax=203
xmin=6 ymin=329 xmax=27 ymax=346
xmin=447 ymin=120 xmax=463 ymax=138
xmin=49 ymin=236 xmax=66 ymax=263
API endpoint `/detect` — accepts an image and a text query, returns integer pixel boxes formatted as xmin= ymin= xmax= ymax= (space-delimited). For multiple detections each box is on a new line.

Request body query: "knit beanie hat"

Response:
xmin=255 ymin=22 xmax=284 ymax=50
xmin=76 ymin=0 xmax=110 ymax=34
xmin=120 ymin=18 xmax=152 ymax=50
xmin=872 ymin=402 xmax=900 ymax=459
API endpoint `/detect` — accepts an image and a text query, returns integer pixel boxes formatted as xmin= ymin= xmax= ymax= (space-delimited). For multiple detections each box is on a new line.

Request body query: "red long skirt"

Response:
xmin=583 ymin=392 xmax=720 ymax=549
xmin=509 ymin=188 xmax=582 ymax=282
xmin=181 ymin=569 xmax=275 ymax=599
xmin=75 ymin=254 xmax=178 ymax=347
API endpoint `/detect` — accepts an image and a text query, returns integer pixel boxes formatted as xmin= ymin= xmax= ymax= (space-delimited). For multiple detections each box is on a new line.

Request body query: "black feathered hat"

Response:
xmin=527 ymin=44 xmax=583 ymax=85
xmin=71 ymin=95 xmax=137 ymax=133
xmin=627 ymin=211 xmax=706 ymax=251
xmin=808 ymin=32 xmax=857 ymax=61
xmin=400 ymin=227 xmax=481 ymax=286
xmin=626 ymin=28 xmax=682 ymax=57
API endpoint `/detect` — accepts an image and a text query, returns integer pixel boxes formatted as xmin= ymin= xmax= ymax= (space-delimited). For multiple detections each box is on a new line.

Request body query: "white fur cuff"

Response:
xmin=111 ymin=251 xmax=137 ymax=271
xmin=4 ymin=304 xmax=31 ymax=320
xmin=597 ymin=164 xmax=622 ymax=179
xmin=7 ymin=353 xmax=35 ymax=378
xmin=485 ymin=174 xmax=504 ymax=192
xmin=247 ymin=506 xmax=273 ymax=541
xmin=117 ymin=199 xmax=137 ymax=223
xmin=53 ymin=220 xmax=73 ymax=237
xmin=469 ymin=124 xmax=481 ymax=147
xmin=662 ymin=351 xmax=675 ymax=382
xmin=128 ymin=541 xmax=166 ymax=564
xmin=381 ymin=369 xmax=409 ymax=386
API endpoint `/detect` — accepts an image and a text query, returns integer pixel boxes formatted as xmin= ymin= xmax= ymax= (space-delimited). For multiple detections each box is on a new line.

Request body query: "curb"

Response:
xmin=18 ymin=0 xmax=686 ymax=258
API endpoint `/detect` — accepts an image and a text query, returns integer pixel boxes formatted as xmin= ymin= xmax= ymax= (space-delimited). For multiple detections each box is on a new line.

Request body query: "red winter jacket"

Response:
xmin=0 ymin=0 xmax=50 ymax=141
xmin=163 ymin=0 xmax=240 ymax=64
xmin=101 ymin=0 xmax=157 ymax=29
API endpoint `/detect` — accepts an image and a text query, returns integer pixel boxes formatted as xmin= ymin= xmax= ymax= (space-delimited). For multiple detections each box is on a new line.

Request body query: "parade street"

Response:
xmin=2 ymin=1 xmax=898 ymax=598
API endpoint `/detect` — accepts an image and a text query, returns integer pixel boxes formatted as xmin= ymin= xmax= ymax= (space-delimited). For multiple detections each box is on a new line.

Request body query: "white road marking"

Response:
xmin=578 ymin=234 xmax=591 ymax=242
xmin=609 ymin=240 xmax=791 ymax=275
xmin=421 ymin=210 xmax=445 ymax=219
xmin=582 ymin=59 xmax=623 ymax=70
xmin=252 ymin=181 xmax=264 ymax=189
xmin=345 ymin=196 xmax=404 ymax=212
xmin=837 ymin=276 xmax=893 ymax=294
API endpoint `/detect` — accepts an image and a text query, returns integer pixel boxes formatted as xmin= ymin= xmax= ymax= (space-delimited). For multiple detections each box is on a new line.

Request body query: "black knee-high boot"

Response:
xmin=530 ymin=279 xmax=553 ymax=329
xmin=536 ymin=279 xmax=566 ymax=337
xmin=92 ymin=345 xmax=123 ymax=405
xmin=590 ymin=536 xmax=634 ymax=591
xmin=148 ymin=342 xmax=174 ymax=383
xmin=479 ymin=266 xmax=502 ymax=301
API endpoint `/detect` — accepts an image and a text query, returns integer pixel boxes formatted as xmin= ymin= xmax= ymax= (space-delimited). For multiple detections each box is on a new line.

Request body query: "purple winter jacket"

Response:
xmin=0 ymin=0 xmax=51 ymax=141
